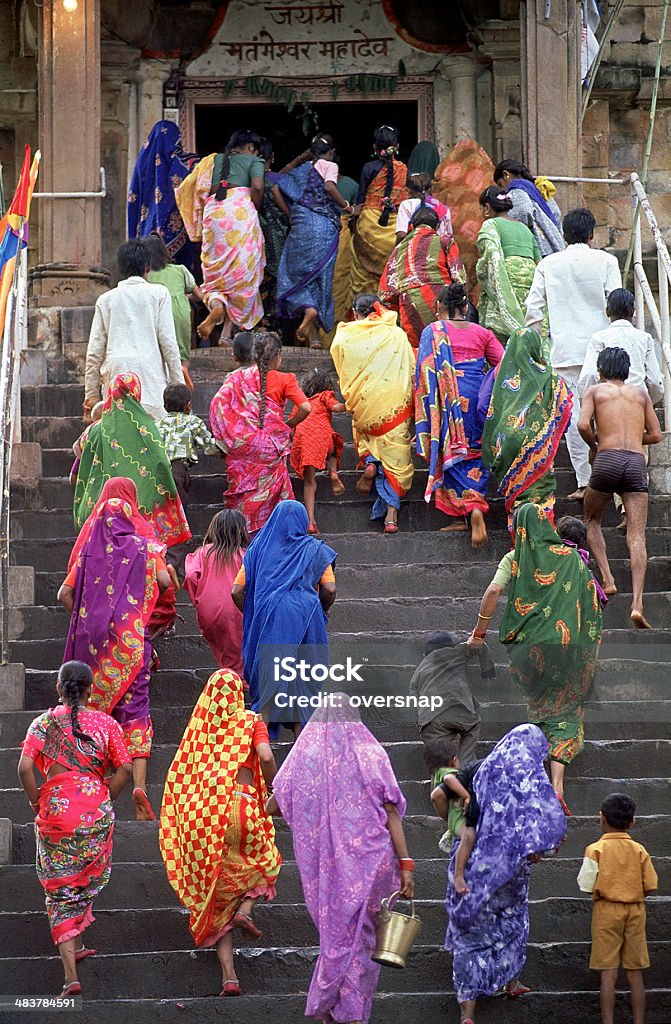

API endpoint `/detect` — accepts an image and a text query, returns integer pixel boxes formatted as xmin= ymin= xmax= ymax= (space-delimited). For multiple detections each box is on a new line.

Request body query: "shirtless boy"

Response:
xmin=578 ymin=347 xmax=662 ymax=628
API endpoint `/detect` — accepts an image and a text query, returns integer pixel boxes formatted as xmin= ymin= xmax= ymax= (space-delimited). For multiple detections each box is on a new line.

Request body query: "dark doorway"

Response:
xmin=195 ymin=100 xmax=419 ymax=183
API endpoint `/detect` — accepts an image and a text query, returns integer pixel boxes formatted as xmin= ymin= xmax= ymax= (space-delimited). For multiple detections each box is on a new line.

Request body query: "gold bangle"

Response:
xmin=478 ymin=613 xmax=493 ymax=620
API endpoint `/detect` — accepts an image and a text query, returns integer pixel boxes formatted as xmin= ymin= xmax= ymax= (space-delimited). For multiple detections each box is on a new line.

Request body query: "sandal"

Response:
xmin=383 ymin=521 xmax=399 ymax=535
xmin=307 ymin=523 xmax=320 ymax=535
xmin=61 ymin=981 xmax=81 ymax=996
xmin=220 ymin=980 xmax=241 ymax=997
xmin=133 ymin=787 xmax=156 ymax=822
xmin=505 ymin=980 xmax=532 ymax=998
xmin=556 ymin=792 xmax=572 ymax=817
xmin=233 ymin=911 xmax=262 ymax=939
xmin=74 ymin=947 xmax=96 ymax=962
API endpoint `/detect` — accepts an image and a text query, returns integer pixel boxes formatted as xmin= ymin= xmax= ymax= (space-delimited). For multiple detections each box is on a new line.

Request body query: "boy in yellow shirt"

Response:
xmin=577 ymin=793 xmax=658 ymax=1024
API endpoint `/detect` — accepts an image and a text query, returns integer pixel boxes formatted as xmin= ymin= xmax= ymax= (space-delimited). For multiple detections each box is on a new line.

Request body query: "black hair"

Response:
xmin=479 ymin=185 xmax=514 ymax=213
xmin=555 ymin=515 xmax=587 ymax=549
xmin=373 ymin=125 xmax=399 ymax=228
xmin=424 ymin=630 xmax=458 ymax=656
xmin=562 ymin=207 xmax=596 ymax=245
xmin=352 ymin=293 xmax=380 ymax=318
xmin=493 ymin=158 xmax=535 ymax=184
xmin=257 ymin=137 xmax=274 ymax=162
xmin=253 ymin=331 xmax=283 ymax=429
xmin=232 ymin=330 xmax=254 ymax=364
xmin=411 ymin=207 xmax=440 ymax=230
xmin=424 ymin=737 xmax=460 ymax=776
xmin=606 ymin=287 xmax=636 ymax=320
xmin=118 ymin=239 xmax=151 ymax=279
xmin=143 ymin=232 xmax=171 ymax=272
xmin=597 ymin=346 xmax=630 ymax=382
xmin=58 ymin=661 xmax=94 ymax=743
xmin=437 ymin=282 xmax=469 ymax=318
xmin=301 ymin=366 xmax=336 ymax=398
xmin=601 ymin=792 xmax=635 ymax=830
xmin=163 ymin=383 xmax=192 ymax=413
xmin=407 ymin=171 xmax=432 ymax=202
xmin=214 ymin=129 xmax=261 ymax=201
xmin=310 ymin=133 xmax=336 ymax=159
xmin=203 ymin=509 xmax=249 ymax=570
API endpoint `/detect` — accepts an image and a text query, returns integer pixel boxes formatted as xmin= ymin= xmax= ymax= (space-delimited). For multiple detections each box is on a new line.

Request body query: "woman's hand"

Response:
xmin=399 ymin=869 xmax=414 ymax=899
xmin=466 ymin=630 xmax=485 ymax=651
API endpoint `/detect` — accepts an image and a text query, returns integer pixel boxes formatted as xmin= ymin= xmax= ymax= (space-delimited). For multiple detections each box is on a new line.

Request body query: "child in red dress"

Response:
xmin=290 ymin=368 xmax=346 ymax=534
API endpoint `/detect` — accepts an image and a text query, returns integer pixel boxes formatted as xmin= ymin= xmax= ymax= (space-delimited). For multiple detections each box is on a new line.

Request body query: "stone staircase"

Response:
xmin=2 ymin=345 xmax=670 ymax=1023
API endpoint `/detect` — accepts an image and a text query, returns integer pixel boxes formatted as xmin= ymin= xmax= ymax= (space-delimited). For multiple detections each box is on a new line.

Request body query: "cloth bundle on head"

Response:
xmin=73 ymin=372 xmax=191 ymax=547
xmin=407 ymin=140 xmax=441 ymax=179
xmin=159 ymin=669 xmax=280 ymax=946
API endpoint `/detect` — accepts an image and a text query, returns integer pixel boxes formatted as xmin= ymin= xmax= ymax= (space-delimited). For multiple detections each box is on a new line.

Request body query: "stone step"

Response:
xmin=12 ymin=815 xmax=668 ymax=866
xmin=2 ymin=776 xmax=669 ymax=826
xmin=0 ymin=940 xmax=670 ymax=1000
xmin=2 ymin=738 xmax=668 ymax=789
xmin=5 ymin=991 xmax=671 ymax=1024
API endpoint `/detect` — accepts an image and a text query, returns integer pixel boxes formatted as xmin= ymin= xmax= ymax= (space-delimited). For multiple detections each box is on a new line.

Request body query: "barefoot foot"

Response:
xmin=470 ymin=509 xmax=488 ymax=550
xmin=631 ymin=609 xmax=652 ymax=629
xmin=603 ymin=584 xmax=618 ymax=596
xmin=356 ymin=464 xmax=376 ymax=495
xmin=196 ymin=308 xmax=221 ymax=342
xmin=133 ymin=787 xmax=156 ymax=822
xmin=454 ymin=875 xmax=469 ymax=895
xmin=329 ymin=472 xmax=345 ymax=496
xmin=440 ymin=521 xmax=468 ymax=533
xmin=296 ymin=307 xmax=318 ymax=345
xmin=566 ymin=487 xmax=586 ymax=502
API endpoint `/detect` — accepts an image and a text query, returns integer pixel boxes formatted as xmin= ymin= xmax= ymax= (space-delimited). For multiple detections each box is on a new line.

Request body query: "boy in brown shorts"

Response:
xmin=578 ymin=793 xmax=658 ymax=1024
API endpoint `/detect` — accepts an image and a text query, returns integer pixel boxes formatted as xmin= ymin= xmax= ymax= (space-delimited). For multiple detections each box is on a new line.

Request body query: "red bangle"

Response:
xmin=399 ymin=858 xmax=415 ymax=871
xmin=472 ymin=629 xmax=487 ymax=639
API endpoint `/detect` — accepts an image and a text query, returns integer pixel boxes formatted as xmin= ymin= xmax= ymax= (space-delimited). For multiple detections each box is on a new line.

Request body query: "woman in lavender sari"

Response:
xmin=435 ymin=724 xmax=567 ymax=1024
xmin=276 ymin=134 xmax=353 ymax=347
xmin=268 ymin=694 xmax=414 ymax=1024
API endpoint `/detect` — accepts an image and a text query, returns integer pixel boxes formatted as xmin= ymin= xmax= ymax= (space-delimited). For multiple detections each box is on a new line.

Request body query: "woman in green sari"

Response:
xmin=467 ymin=503 xmax=603 ymax=813
xmin=476 ymin=187 xmax=541 ymax=344
xmin=481 ymin=327 xmax=572 ymax=531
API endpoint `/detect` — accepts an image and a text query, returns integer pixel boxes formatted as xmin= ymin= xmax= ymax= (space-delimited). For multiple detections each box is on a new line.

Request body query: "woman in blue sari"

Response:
xmin=415 ymin=283 xmax=504 ymax=550
xmin=435 ymin=724 xmax=567 ymax=1024
xmin=127 ymin=120 xmax=197 ymax=267
xmin=276 ymin=134 xmax=353 ymax=347
xmin=231 ymin=501 xmax=337 ymax=739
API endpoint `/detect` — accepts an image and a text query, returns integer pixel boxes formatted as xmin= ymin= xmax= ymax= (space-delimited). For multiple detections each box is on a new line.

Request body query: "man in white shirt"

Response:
xmin=84 ymin=240 xmax=185 ymax=420
xmin=525 ymin=208 xmax=622 ymax=500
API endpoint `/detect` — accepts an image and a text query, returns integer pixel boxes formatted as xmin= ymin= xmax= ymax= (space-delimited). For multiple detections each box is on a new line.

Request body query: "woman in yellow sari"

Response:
xmin=159 ymin=669 xmax=281 ymax=996
xmin=331 ymin=294 xmax=414 ymax=533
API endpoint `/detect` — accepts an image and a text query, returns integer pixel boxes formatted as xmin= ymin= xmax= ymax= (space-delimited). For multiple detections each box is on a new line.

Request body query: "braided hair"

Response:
xmin=479 ymin=186 xmax=514 ymax=214
xmin=373 ymin=125 xmax=399 ymax=228
xmin=437 ymin=282 xmax=469 ymax=319
xmin=58 ymin=661 xmax=94 ymax=743
xmin=407 ymin=171 xmax=432 ymax=208
xmin=252 ymin=331 xmax=283 ymax=430
xmin=214 ymin=129 xmax=261 ymax=201
xmin=310 ymin=133 xmax=336 ymax=160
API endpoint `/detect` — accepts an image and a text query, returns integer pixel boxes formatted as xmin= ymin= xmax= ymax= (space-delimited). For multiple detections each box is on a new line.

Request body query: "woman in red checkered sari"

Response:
xmin=159 ymin=669 xmax=281 ymax=996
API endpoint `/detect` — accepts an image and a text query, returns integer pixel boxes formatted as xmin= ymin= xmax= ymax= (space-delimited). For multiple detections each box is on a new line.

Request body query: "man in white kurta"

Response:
xmin=84 ymin=240 xmax=185 ymax=420
xmin=525 ymin=207 xmax=622 ymax=499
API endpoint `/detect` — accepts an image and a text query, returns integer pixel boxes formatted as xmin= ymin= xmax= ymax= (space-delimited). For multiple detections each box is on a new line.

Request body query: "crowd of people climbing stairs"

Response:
xmin=14 ymin=120 xmax=663 ymax=1024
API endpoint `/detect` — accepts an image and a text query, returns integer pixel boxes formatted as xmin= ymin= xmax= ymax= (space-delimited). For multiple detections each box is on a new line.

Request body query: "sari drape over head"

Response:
xmin=379 ymin=225 xmax=457 ymax=348
xmin=73 ymin=372 xmax=190 ymax=547
xmin=331 ymin=309 xmax=414 ymax=519
xmin=22 ymin=706 xmax=130 ymax=944
xmin=159 ymin=669 xmax=281 ymax=946
xmin=506 ymin=179 xmax=564 ymax=256
xmin=476 ymin=218 xmax=536 ymax=341
xmin=241 ymin=501 xmax=336 ymax=736
xmin=273 ymin=696 xmax=405 ymax=1024
xmin=276 ymin=162 xmax=342 ymax=331
xmin=348 ymin=160 xmax=408 ymax=299
xmin=482 ymin=328 xmax=572 ymax=522
xmin=209 ymin=365 xmax=294 ymax=533
xmin=415 ymin=320 xmax=492 ymax=517
xmin=127 ymin=120 xmax=192 ymax=258
xmin=499 ymin=503 xmax=603 ymax=765
xmin=446 ymin=724 xmax=567 ymax=1001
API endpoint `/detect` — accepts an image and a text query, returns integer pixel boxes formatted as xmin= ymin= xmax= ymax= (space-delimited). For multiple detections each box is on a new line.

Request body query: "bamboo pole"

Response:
xmin=623 ymin=0 xmax=670 ymax=284
xmin=582 ymin=0 xmax=628 ymax=121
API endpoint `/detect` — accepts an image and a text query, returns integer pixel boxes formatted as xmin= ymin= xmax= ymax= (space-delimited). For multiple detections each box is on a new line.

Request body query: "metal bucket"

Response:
xmin=372 ymin=891 xmax=422 ymax=969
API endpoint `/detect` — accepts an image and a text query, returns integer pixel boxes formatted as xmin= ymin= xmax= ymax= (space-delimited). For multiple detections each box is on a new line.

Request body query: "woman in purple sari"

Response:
xmin=435 ymin=724 xmax=567 ymax=1024
xmin=268 ymin=695 xmax=414 ymax=1024
xmin=276 ymin=134 xmax=353 ymax=347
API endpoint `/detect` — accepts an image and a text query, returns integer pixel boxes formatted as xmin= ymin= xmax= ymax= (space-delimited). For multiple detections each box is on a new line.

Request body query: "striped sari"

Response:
xmin=159 ymin=669 xmax=281 ymax=946
xmin=379 ymin=226 xmax=456 ymax=348
xmin=348 ymin=160 xmax=408 ymax=299
xmin=476 ymin=219 xmax=537 ymax=343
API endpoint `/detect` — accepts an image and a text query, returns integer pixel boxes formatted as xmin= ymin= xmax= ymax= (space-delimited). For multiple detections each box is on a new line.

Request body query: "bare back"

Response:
xmin=590 ymin=382 xmax=648 ymax=453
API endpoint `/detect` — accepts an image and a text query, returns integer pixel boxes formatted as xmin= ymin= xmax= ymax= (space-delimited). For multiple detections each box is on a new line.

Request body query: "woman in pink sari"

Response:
xmin=184 ymin=509 xmax=247 ymax=675
xmin=209 ymin=332 xmax=311 ymax=533
xmin=268 ymin=695 xmax=414 ymax=1024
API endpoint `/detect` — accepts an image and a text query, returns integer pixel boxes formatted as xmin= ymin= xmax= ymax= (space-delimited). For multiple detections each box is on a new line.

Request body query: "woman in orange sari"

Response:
xmin=348 ymin=126 xmax=408 ymax=302
xmin=160 ymin=669 xmax=281 ymax=996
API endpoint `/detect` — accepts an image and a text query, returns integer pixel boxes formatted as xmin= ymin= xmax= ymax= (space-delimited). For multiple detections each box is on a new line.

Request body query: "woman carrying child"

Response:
xmin=290 ymin=368 xmax=346 ymax=535
xmin=427 ymin=738 xmax=480 ymax=896
xmin=184 ymin=510 xmax=248 ymax=676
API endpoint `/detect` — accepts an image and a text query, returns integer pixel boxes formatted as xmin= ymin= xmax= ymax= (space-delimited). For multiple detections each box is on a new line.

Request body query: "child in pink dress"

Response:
xmin=290 ymin=368 xmax=346 ymax=534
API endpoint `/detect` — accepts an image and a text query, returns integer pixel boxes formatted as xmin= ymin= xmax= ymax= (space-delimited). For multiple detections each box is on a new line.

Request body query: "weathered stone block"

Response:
xmin=649 ymin=432 xmax=671 ymax=494
xmin=0 ymin=663 xmax=25 ymax=711
xmin=60 ymin=305 xmax=95 ymax=348
xmin=582 ymin=132 xmax=610 ymax=169
xmin=9 ymin=443 xmax=42 ymax=482
xmin=0 ymin=819 xmax=11 ymax=864
xmin=612 ymin=5 xmax=645 ymax=44
xmin=19 ymin=348 xmax=47 ymax=387
xmin=9 ymin=567 xmax=35 ymax=608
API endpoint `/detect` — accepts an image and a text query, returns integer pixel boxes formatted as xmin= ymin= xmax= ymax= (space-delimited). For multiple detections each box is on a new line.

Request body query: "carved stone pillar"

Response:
xmin=477 ymin=20 xmax=523 ymax=164
xmin=440 ymin=56 xmax=480 ymax=144
xmin=136 ymin=60 xmax=174 ymax=153
xmin=32 ymin=0 xmax=110 ymax=306
xmin=521 ymin=0 xmax=582 ymax=209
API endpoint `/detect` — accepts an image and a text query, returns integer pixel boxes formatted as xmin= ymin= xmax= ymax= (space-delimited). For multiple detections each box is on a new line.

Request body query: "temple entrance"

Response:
xmin=194 ymin=99 xmax=419 ymax=181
